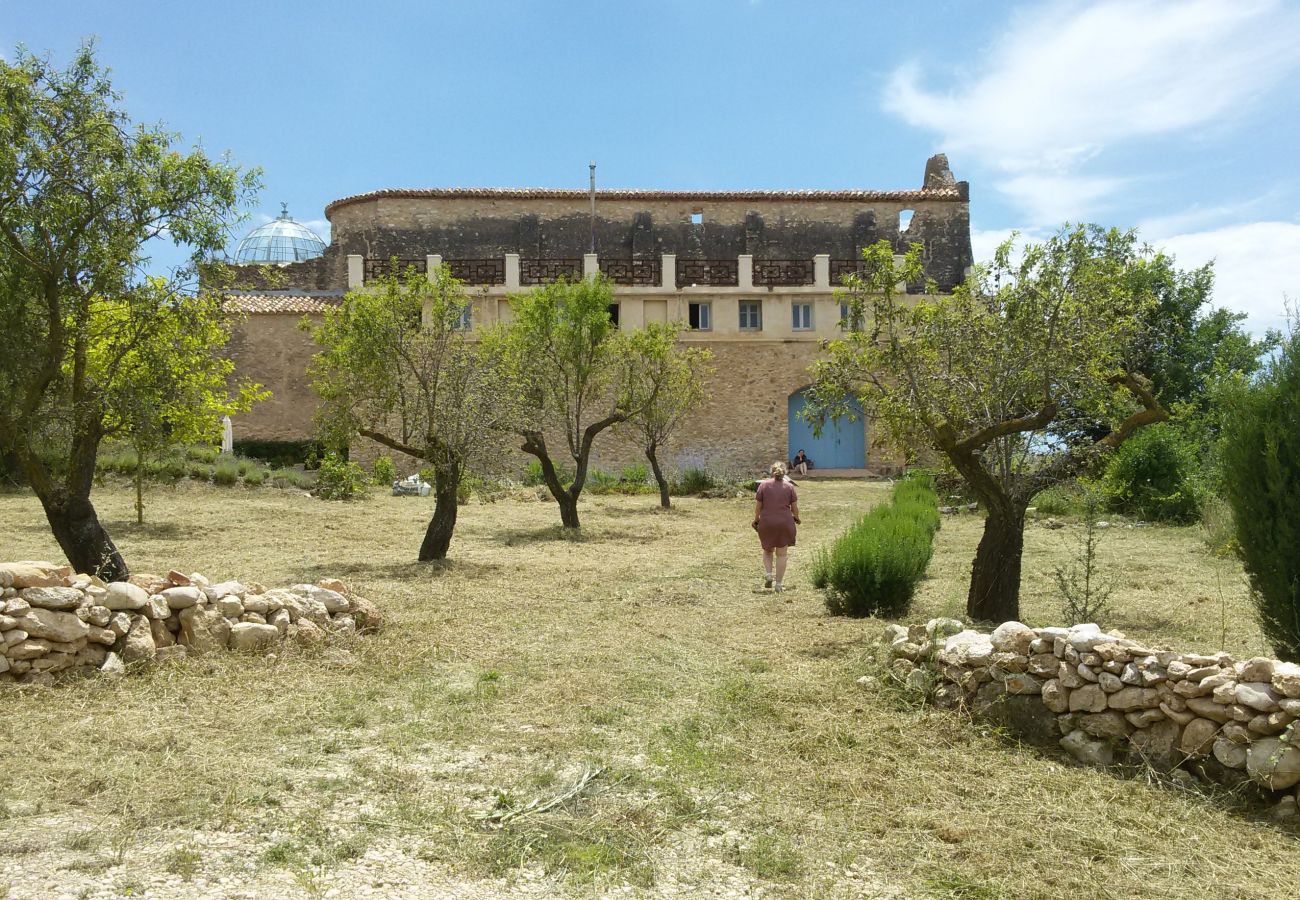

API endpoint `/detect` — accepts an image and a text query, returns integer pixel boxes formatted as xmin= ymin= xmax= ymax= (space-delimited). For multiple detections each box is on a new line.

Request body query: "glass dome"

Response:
xmin=234 ymin=204 xmax=327 ymax=264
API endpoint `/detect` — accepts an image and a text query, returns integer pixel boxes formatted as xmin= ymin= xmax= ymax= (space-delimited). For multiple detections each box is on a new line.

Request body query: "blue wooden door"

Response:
xmin=787 ymin=389 xmax=866 ymax=469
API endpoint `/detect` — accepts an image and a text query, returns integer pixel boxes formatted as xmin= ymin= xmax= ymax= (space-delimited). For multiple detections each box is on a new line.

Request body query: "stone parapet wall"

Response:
xmin=883 ymin=619 xmax=1300 ymax=816
xmin=0 ymin=561 xmax=381 ymax=685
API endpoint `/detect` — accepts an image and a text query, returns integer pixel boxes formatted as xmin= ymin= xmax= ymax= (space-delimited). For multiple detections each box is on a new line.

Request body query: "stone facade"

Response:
xmin=224 ymin=155 xmax=971 ymax=474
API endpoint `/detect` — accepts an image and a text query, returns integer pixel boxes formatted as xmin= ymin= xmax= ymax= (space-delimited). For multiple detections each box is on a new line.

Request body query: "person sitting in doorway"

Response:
xmin=790 ymin=449 xmax=811 ymax=477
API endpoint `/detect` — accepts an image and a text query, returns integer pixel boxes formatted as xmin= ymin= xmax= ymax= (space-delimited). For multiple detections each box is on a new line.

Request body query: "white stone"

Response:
xmin=1235 ymin=682 xmax=1281 ymax=712
xmin=1272 ymin=662 xmax=1300 ymax=699
xmin=160 ymin=585 xmax=205 ymax=609
xmin=216 ymin=596 xmax=244 ymax=618
xmin=1060 ymin=728 xmax=1113 ymax=766
xmin=228 ymin=622 xmax=280 ymax=652
xmin=103 ymin=581 xmax=150 ymax=610
xmin=13 ymin=608 xmax=89 ymax=643
xmin=100 ymin=652 xmax=125 ymax=679
xmin=289 ymin=584 xmax=350 ymax=614
xmin=990 ymin=621 xmax=1035 ymax=653
xmin=121 ymin=615 xmax=156 ymax=663
xmin=939 ymin=630 xmax=995 ymax=666
xmin=19 ymin=586 xmax=83 ymax=610
xmin=1246 ymin=738 xmax=1300 ymax=790
xmin=1067 ymin=623 xmax=1115 ymax=652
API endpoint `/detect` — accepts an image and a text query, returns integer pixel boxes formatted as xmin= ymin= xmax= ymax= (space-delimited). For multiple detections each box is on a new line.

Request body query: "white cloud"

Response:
xmin=1154 ymin=221 xmax=1299 ymax=335
xmin=885 ymin=0 xmax=1300 ymax=222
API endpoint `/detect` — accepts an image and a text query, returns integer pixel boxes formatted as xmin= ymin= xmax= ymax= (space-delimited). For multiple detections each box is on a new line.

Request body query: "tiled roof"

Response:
xmin=325 ymin=186 xmax=965 ymax=217
xmin=224 ymin=294 xmax=343 ymax=314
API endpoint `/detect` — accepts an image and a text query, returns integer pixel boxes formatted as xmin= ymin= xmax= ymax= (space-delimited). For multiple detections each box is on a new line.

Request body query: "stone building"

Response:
xmin=224 ymin=154 xmax=972 ymax=475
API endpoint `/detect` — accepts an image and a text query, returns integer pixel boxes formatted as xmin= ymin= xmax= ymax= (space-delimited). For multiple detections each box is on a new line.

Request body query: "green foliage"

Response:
xmin=807 ymin=229 xmax=1174 ymax=622
xmin=813 ymin=478 xmax=940 ymax=617
xmin=1031 ymin=483 xmax=1083 ymax=517
xmin=185 ymin=461 xmax=211 ymax=482
xmin=185 ymin=445 xmax=219 ymax=465
xmin=271 ymin=469 xmax=314 ymax=490
xmin=232 ymin=440 xmax=326 ymax=468
xmin=1054 ymin=485 xmax=1114 ymax=625
xmin=315 ymin=453 xmax=367 ymax=501
xmin=502 ymin=276 xmax=640 ymax=524
xmin=670 ymin=467 xmax=718 ymax=496
xmin=371 ymin=455 xmax=397 ymax=486
xmin=1100 ymin=421 xmax=1205 ymax=522
xmin=242 ymin=466 xmax=269 ymax=487
xmin=0 ymin=43 xmax=261 ymax=570
xmin=1219 ymin=320 xmax=1300 ymax=661
xmin=620 ymin=463 xmax=649 ymax=484
xmin=212 ymin=458 xmax=240 ymax=486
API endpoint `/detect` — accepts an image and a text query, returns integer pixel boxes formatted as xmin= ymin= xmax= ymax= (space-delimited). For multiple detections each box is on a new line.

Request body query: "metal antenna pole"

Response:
xmin=589 ymin=161 xmax=597 ymax=254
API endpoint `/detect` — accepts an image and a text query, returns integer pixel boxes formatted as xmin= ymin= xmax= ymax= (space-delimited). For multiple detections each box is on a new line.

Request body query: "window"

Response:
xmin=739 ymin=300 xmax=762 ymax=331
xmin=688 ymin=301 xmax=711 ymax=331
xmin=607 ymin=303 xmax=620 ymax=328
xmin=690 ymin=210 xmax=704 ymax=226
xmin=452 ymin=302 xmax=472 ymax=331
xmin=839 ymin=301 xmax=863 ymax=332
xmin=792 ymin=302 xmax=812 ymax=331
xmin=898 ymin=208 xmax=914 ymax=232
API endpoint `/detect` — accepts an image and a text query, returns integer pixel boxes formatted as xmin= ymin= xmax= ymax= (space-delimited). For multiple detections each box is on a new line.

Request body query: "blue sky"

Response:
xmin=8 ymin=0 xmax=1298 ymax=332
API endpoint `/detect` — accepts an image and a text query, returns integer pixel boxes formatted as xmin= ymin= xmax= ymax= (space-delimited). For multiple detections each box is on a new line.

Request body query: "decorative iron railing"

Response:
xmin=520 ymin=258 xmax=583 ymax=285
xmin=829 ymin=259 xmax=866 ymax=283
xmin=598 ymin=258 xmax=662 ymax=286
xmin=364 ymin=257 xmax=427 ymax=282
xmin=752 ymin=259 xmax=815 ymax=287
xmin=444 ymin=258 xmax=506 ymax=286
xmin=675 ymin=258 xmax=739 ymax=287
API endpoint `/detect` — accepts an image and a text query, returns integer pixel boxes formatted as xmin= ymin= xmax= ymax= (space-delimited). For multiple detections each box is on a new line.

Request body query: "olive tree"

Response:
xmin=503 ymin=276 xmax=639 ymax=528
xmin=308 ymin=266 xmax=522 ymax=560
xmin=808 ymin=229 xmax=1169 ymax=623
xmin=0 ymin=44 xmax=260 ymax=578
xmin=619 ymin=322 xmax=713 ymax=507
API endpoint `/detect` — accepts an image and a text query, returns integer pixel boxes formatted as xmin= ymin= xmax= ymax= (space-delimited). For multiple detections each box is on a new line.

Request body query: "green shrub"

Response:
xmin=315 ymin=453 xmax=367 ymax=500
xmin=371 ymin=455 xmax=397 ymax=486
xmin=170 ymin=458 xmax=199 ymax=480
xmin=97 ymin=447 xmax=139 ymax=476
xmin=242 ymin=466 xmax=268 ymax=486
xmin=233 ymin=439 xmax=327 ymax=469
xmin=814 ymin=478 xmax=939 ymax=618
xmin=1031 ymin=483 xmax=1082 ymax=517
xmin=522 ymin=459 xmax=546 ymax=486
xmin=620 ymin=463 xmax=649 ymax=484
xmin=670 ymin=467 xmax=717 ymax=496
xmin=185 ymin=445 xmax=219 ymax=464
xmin=270 ymin=469 xmax=314 ymax=490
xmin=1200 ymin=495 xmax=1237 ymax=558
xmin=1219 ymin=325 xmax=1300 ymax=661
xmin=212 ymin=458 xmax=240 ymax=486
xmin=1100 ymin=422 xmax=1205 ymax=523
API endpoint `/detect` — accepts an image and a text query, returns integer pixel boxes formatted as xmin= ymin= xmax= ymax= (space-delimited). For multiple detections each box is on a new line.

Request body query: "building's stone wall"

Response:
xmin=884 ymin=620 xmax=1300 ymax=816
xmin=226 ymin=313 xmax=325 ymax=442
xmin=0 ymin=561 xmax=380 ymax=685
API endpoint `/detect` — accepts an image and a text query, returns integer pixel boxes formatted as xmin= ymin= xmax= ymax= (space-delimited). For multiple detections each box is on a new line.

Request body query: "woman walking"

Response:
xmin=753 ymin=462 xmax=801 ymax=592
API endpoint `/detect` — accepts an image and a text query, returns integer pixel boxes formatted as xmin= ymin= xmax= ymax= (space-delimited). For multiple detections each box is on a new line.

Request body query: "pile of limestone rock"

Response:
xmin=882 ymin=619 xmax=1300 ymax=816
xmin=0 ymin=560 xmax=381 ymax=685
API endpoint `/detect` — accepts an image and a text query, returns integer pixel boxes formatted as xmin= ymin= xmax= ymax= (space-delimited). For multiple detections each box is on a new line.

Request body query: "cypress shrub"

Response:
xmin=1219 ymin=325 xmax=1300 ymax=662
xmin=814 ymin=477 xmax=940 ymax=617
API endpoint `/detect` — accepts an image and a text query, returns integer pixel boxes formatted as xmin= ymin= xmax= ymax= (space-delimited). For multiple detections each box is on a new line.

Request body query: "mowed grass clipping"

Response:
xmin=0 ymin=478 xmax=1295 ymax=898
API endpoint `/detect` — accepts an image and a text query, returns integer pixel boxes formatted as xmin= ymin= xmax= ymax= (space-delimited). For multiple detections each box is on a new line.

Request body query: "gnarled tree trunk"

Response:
xmin=646 ymin=443 xmax=671 ymax=508
xmin=32 ymin=482 xmax=127 ymax=581
xmin=20 ymin=429 xmax=128 ymax=581
xmin=420 ymin=459 xmax=461 ymax=561
xmin=967 ymin=502 xmax=1028 ymax=624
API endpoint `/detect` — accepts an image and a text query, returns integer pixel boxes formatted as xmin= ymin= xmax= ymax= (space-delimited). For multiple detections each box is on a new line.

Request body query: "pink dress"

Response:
xmin=755 ymin=477 xmax=798 ymax=550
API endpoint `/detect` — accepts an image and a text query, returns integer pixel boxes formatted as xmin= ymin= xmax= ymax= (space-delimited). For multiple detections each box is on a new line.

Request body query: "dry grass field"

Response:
xmin=0 ymin=478 xmax=1295 ymax=899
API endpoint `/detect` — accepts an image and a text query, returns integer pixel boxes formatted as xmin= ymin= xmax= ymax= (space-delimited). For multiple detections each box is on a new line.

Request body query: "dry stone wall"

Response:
xmin=882 ymin=619 xmax=1300 ymax=818
xmin=0 ymin=560 xmax=381 ymax=685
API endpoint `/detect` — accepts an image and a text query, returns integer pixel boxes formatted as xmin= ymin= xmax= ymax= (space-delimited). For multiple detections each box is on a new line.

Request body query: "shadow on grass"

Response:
xmin=107 ymin=519 xmax=209 ymax=541
xmin=296 ymin=558 xmax=505 ymax=582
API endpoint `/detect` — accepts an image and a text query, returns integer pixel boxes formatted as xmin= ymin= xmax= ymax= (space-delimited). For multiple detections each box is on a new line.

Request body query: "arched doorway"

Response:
xmin=787 ymin=388 xmax=866 ymax=469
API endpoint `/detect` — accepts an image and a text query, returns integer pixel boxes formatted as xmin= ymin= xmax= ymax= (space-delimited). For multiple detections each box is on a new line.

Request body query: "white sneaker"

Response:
xmin=773 ymin=581 xmax=784 ymax=593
